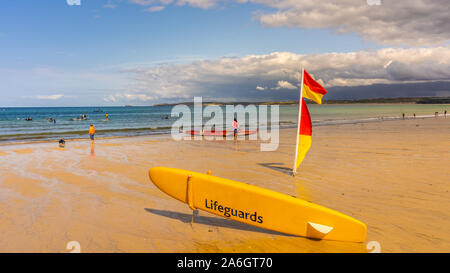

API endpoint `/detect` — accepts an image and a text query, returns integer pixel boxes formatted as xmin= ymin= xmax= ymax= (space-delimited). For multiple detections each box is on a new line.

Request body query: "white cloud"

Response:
xmin=66 ymin=0 xmax=81 ymax=6
xmin=145 ymin=6 xmax=165 ymax=12
xmin=256 ymin=86 xmax=265 ymax=90
xmin=125 ymin=0 xmax=450 ymax=46
xmin=23 ymin=94 xmax=65 ymax=100
xmin=251 ymin=0 xmax=450 ymax=46
xmin=103 ymin=47 xmax=450 ymax=103
xmin=272 ymin=80 xmax=297 ymax=90
xmin=104 ymin=93 xmax=154 ymax=102
xmin=176 ymin=0 xmax=217 ymax=9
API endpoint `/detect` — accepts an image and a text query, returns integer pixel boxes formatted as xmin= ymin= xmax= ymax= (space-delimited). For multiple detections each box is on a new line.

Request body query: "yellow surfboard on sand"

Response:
xmin=149 ymin=167 xmax=366 ymax=242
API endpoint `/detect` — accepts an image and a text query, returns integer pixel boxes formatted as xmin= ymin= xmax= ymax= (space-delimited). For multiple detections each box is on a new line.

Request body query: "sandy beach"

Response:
xmin=0 ymin=116 xmax=449 ymax=253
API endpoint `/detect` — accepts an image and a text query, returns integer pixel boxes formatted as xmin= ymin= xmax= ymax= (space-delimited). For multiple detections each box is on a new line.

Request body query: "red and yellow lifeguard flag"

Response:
xmin=302 ymin=70 xmax=327 ymax=104
xmin=296 ymin=98 xmax=312 ymax=169
xmin=294 ymin=69 xmax=327 ymax=173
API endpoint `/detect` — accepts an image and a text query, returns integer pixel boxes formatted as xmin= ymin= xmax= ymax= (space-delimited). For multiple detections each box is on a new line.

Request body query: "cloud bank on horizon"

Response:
xmin=105 ymin=47 xmax=450 ymax=103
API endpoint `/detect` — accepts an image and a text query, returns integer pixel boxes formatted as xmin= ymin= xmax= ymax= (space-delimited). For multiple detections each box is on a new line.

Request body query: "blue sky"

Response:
xmin=1 ymin=1 xmax=373 ymax=68
xmin=1 ymin=0 xmax=449 ymax=106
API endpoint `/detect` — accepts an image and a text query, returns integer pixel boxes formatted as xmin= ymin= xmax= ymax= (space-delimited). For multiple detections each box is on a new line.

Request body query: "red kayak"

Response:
xmin=185 ymin=129 xmax=257 ymax=136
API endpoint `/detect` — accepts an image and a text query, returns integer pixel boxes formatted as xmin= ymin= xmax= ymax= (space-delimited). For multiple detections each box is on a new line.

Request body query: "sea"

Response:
xmin=0 ymin=104 xmax=448 ymax=143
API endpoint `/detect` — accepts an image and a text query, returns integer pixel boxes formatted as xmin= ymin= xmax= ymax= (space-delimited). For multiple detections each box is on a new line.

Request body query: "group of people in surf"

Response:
xmin=24 ymin=116 xmax=57 ymax=123
xmin=402 ymin=110 xmax=447 ymax=120
xmin=68 ymin=113 xmax=109 ymax=121
xmin=24 ymin=116 xmax=57 ymax=122
xmin=78 ymin=114 xmax=88 ymax=120
xmin=434 ymin=110 xmax=447 ymax=118
xmin=25 ymin=113 xmax=111 ymax=123
xmin=68 ymin=114 xmax=88 ymax=121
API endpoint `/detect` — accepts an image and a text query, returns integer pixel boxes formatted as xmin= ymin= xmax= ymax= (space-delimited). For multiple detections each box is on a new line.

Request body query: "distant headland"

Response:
xmin=153 ymin=96 xmax=450 ymax=106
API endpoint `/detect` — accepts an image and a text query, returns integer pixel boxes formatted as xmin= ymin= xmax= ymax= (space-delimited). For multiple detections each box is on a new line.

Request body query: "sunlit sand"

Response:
xmin=0 ymin=117 xmax=449 ymax=252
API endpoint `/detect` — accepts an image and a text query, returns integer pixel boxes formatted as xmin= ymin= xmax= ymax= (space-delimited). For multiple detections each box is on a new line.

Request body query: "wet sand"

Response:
xmin=0 ymin=117 xmax=449 ymax=252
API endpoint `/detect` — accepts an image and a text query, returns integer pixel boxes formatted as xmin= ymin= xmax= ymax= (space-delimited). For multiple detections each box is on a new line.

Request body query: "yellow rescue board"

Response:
xmin=149 ymin=167 xmax=366 ymax=242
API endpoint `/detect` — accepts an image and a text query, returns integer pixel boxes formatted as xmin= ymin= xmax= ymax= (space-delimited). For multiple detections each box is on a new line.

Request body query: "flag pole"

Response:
xmin=293 ymin=68 xmax=305 ymax=176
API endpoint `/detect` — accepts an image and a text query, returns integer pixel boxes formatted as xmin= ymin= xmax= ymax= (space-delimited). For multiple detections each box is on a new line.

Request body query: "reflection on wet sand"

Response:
xmin=90 ymin=141 xmax=95 ymax=157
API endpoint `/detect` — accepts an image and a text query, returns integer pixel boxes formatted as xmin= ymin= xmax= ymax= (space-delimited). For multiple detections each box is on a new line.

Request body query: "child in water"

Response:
xmin=89 ymin=124 xmax=95 ymax=141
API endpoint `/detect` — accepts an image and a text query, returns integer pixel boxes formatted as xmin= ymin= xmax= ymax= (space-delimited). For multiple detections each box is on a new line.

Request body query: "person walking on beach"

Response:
xmin=445 ymin=110 xmax=447 ymax=118
xmin=233 ymin=118 xmax=238 ymax=140
xmin=89 ymin=124 xmax=95 ymax=142
xmin=402 ymin=113 xmax=405 ymax=120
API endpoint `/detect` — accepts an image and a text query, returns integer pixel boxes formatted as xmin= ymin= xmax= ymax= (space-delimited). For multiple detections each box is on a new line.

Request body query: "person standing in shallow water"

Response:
xmin=233 ymin=118 xmax=238 ymax=140
xmin=89 ymin=124 xmax=95 ymax=142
